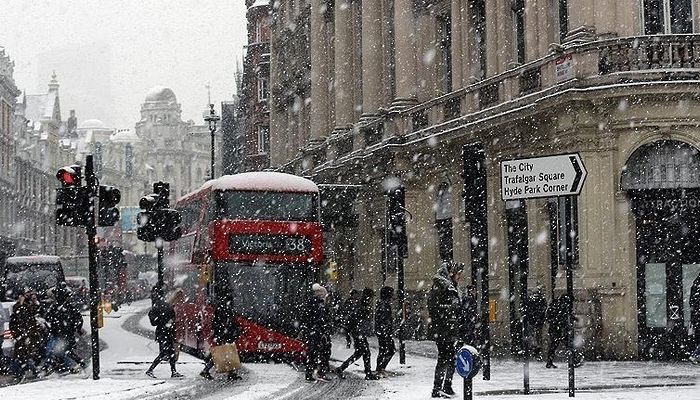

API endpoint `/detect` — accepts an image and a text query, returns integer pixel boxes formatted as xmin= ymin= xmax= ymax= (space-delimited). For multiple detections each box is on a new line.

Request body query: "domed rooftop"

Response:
xmin=80 ymin=119 xmax=107 ymax=130
xmin=111 ymin=128 xmax=140 ymax=143
xmin=145 ymin=86 xmax=177 ymax=103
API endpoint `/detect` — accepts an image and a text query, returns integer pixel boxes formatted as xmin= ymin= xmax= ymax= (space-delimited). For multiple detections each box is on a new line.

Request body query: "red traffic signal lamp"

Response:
xmin=56 ymin=165 xmax=82 ymax=186
xmin=55 ymin=165 xmax=88 ymax=227
xmin=98 ymin=185 xmax=121 ymax=226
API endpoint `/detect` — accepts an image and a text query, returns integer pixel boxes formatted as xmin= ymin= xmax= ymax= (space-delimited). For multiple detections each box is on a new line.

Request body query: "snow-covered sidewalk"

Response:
xmin=328 ymin=337 xmax=700 ymax=400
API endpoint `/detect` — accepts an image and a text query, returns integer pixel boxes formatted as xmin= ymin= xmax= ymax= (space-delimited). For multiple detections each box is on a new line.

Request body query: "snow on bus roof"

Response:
xmin=179 ymin=172 xmax=319 ymax=202
xmin=5 ymin=256 xmax=61 ymax=264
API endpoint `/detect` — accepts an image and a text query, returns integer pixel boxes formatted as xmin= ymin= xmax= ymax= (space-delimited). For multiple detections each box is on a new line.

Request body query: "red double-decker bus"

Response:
xmin=169 ymin=172 xmax=323 ymax=361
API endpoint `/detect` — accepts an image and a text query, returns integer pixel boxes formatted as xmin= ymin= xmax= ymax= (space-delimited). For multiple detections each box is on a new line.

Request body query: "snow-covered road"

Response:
xmin=1 ymin=300 xmax=698 ymax=400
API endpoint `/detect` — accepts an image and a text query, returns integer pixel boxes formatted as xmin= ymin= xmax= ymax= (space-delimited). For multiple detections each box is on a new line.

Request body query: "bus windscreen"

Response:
xmin=216 ymin=191 xmax=318 ymax=221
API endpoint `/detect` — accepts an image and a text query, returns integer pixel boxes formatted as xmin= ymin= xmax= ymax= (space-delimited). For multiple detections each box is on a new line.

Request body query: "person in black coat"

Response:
xmin=689 ymin=274 xmax=700 ymax=362
xmin=427 ymin=261 xmax=463 ymax=398
xmin=545 ymin=294 xmax=577 ymax=368
xmin=200 ymin=294 xmax=242 ymax=380
xmin=301 ymin=283 xmax=333 ymax=381
xmin=145 ymin=286 xmax=182 ymax=378
xmin=44 ymin=286 xmax=85 ymax=372
xmin=526 ymin=288 xmax=547 ymax=357
xmin=375 ymin=286 xmax=395 ymax=376
xmin=334 ymin=288 xmax=379 ymax=380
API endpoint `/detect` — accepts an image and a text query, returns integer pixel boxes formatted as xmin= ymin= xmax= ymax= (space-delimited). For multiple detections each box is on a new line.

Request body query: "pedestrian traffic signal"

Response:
xmin=98 ymin=185 xmax=121 ymax=226
xmin=386 ymin=186 xmax=408 ymax=258
xmin=137 ymin=181 xmax=182 ymax=242
xmin=55 ymin=165 xmax=89 ymax=227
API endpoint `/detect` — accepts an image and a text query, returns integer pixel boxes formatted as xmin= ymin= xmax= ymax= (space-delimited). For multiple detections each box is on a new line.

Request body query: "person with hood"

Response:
xmin=302 ymin=283 xmax=333 ymax=381
xmin=334 ymin=288 xmax=379 ymax=380
xmin=10 ymin=290 xmax=44 ymax=380
xmin=200 ymin=293 xmax=242 ymax=380
xmin=375 ymin=286 xmax=395 ymax=376
xmin=427 ymin=261 xmax=463 ymax=398
xmin=689 ymin=273 xmax=700 ymax=363
xmin=145 ymin=286 xmax=183 ymax=378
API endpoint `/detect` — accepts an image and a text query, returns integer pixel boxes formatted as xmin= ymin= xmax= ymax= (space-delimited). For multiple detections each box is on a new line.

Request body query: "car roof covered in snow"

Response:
xmin=5 ymin=255 xmax=61 ymax=265
xmin=179 ymin=172 xmax=319 ymax=203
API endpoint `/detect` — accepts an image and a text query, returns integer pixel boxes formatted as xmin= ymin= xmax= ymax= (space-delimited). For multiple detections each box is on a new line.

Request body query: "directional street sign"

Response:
xmin=456 ymin=345 xmax=481 ymax=379
xmin=500 ymin=153 xmax=587 ymax=200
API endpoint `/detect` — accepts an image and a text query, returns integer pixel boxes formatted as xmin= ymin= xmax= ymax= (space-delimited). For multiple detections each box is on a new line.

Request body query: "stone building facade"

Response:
xmin=267 ymin=0 xmax=700 ymax=359
xmin=0 ymin=48 xmax=20 ymax=262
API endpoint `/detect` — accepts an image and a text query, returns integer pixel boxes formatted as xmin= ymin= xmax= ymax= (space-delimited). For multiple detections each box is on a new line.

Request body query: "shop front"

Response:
xmin=624 ymin=140 xmax=700 ymax=359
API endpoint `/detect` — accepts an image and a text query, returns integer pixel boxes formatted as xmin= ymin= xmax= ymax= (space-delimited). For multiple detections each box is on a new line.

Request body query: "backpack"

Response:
xmin=148 ymin=307 xmax=160 ymax=327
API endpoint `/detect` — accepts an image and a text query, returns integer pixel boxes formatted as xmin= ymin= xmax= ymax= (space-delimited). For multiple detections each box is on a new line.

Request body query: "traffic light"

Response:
xmin=137 ymin=182 xmax=182 ymax=243
xmin=55 ymin=165 xmax=89 ymax=227
xmin=386 ymin=186 xmax=408 ymax=258
xmin=98 ymin=185 xmax=121 ymax=226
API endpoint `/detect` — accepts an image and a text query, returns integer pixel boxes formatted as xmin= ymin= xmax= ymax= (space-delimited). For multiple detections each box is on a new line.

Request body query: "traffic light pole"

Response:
xmin=85 ymin=155 xmax=101 ymax=380
xmin=156 ymin=240 xmax=164 ymax=288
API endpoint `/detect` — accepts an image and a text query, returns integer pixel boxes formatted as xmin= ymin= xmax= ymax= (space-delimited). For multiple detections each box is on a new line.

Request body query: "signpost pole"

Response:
xmin=565 ymin=195 xmax=575 ymax=397
xmin=464 ymin=377 xmax=473 ymax=400
xmin=500 ymin=153 xmax=586 ymax=398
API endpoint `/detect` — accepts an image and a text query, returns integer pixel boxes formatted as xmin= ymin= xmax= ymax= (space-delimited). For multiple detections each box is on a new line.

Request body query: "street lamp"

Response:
xmin=204 ymin=103 xmax=220 ymax=180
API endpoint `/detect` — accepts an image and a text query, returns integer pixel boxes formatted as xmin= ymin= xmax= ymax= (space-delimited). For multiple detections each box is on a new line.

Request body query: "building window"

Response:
xmin=125 ymin=144 xmax=133 ymax=177
xmin=644 ymin=0 xmax=693 ymax=34
xmin=471 ymin=0 xmax=487 ymax=79
xmin=257 ymin=77 xmax=269 ymax=102
xmin=257 ymin=126 xmax=270 ymax=154
xmin=437 ymin=14 xmax=452 ymax=93
xmin=512 ymin=0 xmax=525 ymax=64
xmin=558 ymin=0 xmax=569 ymax=40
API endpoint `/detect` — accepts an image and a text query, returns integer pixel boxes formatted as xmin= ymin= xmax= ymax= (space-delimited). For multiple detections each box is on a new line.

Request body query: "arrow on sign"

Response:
xmin=570 ymin=155 xmax=583 ymax=193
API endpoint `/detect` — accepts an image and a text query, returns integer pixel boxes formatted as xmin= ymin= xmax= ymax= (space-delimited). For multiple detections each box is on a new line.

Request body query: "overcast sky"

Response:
xmin=0 ymin=1 xmax=247 ymax=128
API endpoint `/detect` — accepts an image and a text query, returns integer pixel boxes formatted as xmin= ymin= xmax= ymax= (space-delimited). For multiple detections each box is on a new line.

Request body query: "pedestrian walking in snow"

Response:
xmin=427 ymin=261 xmax=463 ymax=398
xmin=334 ymin=288 xmax=379 ymax=380
xmin=10 ymin=290 xmax=44 ymax=380
xmin=375 ymin=286 xmax=395 ymax=377
xmin=145 ymin=286 xmax=183 ymax=378
xmin=545 ymin=294 xmax=580 ymax=368
xmin=44 ymin=285 xmax=85 ymax=373
xmin=526 ymin=287 xmax=547 ymax=358
xmin=200 ymin=294 xmax=242 ymax=381
xmin=689 ymin=274 xmax=700 ymax=363
xmin=302 ymin=283 xmax=333 ymax=382
xmin=340 ymin=289 xmax=360 ymax=348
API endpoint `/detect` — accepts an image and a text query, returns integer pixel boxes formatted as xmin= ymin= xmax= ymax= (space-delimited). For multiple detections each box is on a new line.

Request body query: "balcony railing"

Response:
xmin=287 ymin=34 xmax=700 ymax=174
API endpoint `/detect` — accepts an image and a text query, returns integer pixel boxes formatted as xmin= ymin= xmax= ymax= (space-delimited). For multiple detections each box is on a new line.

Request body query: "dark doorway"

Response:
xmin=624 ymin=140 xmax=700 ymax=359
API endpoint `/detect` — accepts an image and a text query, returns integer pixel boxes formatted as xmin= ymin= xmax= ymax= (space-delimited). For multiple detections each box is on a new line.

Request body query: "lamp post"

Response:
xmin=204 ymin=103 xmax=220 ymax=180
